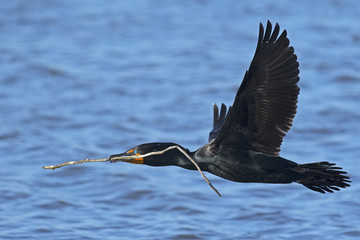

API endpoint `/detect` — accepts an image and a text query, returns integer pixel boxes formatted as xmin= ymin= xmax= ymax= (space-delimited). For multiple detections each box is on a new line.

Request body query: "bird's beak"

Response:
xmin=109 ymin=150 xmax=144 ymax=164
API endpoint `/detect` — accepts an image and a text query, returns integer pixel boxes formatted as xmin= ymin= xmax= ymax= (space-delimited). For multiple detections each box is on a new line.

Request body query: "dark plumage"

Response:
xmin=110 ymin=21 xmax=350 ymax=194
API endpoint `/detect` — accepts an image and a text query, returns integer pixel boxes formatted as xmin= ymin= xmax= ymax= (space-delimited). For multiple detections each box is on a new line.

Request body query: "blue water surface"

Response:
xmin=1 ymin=1 xmax=360 ymax=239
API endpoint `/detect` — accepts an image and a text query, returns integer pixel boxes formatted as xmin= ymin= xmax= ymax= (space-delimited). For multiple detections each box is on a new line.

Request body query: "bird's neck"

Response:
xmin=143 ymin=145 xmax=209 ymax=171
xmin=176 ymin=147 xmax=212 ymax=172
xmin=176 ymin=151 xmax=202 ymax=171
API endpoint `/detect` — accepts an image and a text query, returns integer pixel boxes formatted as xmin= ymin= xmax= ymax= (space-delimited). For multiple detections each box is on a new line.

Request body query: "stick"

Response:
xmin=42 ymin=145 xmax=221 ymax=197
xmin=42 ymin=158 xmax=109 ymax=170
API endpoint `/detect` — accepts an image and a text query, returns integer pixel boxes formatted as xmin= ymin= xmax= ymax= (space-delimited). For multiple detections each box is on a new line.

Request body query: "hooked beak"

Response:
xmin=109 ymin=150 xmax=144 ymax=164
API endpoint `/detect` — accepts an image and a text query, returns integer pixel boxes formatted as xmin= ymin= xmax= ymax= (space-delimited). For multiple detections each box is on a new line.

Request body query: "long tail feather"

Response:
xmin=293 ymin=162 xmax=350 ymax=193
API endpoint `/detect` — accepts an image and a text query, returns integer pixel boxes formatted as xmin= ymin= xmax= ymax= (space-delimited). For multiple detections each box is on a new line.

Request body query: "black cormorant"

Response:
xmin=110 ymin=21 xmax=350 ymax=194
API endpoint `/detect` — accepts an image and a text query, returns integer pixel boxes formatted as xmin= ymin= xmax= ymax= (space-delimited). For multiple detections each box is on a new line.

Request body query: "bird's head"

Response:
xmin=109 ymin=142 xmax=189 ymax=167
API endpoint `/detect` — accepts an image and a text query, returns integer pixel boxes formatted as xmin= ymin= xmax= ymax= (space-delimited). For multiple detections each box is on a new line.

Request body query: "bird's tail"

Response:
xmin=293 ymin=162 xmax=351 ymax=193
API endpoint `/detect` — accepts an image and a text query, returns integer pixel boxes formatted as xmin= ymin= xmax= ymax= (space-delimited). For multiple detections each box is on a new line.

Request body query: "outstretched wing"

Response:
xmin=211 ymin=21 xmax=300 ymax=156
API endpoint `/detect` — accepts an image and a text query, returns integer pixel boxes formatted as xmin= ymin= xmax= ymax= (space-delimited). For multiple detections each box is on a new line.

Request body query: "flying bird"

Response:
xmin=109 ymin=21 xmax=350 ymax=194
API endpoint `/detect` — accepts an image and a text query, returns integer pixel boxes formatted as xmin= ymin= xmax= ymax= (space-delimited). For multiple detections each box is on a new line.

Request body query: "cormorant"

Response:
xmin=109 ymin=21 xmax=350 ymax=194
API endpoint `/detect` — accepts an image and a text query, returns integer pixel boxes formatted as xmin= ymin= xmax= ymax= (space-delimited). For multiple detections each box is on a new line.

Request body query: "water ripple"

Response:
xmin=1 ymin=0 xmax=360 ymax=239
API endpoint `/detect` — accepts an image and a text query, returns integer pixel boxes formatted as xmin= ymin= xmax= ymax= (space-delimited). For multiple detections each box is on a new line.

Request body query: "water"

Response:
xmin=1 ymin=0 xmax=360 ymax=239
